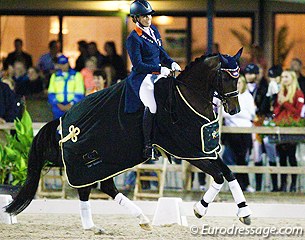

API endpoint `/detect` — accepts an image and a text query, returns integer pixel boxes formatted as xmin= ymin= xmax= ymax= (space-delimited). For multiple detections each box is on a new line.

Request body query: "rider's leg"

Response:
xmin=139 ymin=75 xmax=157 ymax=158
xmin=188 ymin=160 xmax=224 ymax=217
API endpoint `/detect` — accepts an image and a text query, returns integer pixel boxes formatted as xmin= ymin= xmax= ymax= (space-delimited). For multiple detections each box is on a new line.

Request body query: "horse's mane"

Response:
xmin=176 ymin=53 xmax=218 ymax=81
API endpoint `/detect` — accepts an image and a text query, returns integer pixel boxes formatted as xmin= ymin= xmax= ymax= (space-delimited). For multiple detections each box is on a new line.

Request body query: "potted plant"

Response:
xmin=0 ymin=110 xmax=33 ymax=198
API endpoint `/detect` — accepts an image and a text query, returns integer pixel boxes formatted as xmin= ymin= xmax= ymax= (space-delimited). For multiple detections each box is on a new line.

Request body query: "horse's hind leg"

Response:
xmin=78 ymin=186 xmax=106 ymax=234
xmin=100 ymin=178 xmax=152 ymax=231
xmin=187 ymin=160 xmax=225 ymax=218
xmin=215 ymin=156 xmax=252 ymax=225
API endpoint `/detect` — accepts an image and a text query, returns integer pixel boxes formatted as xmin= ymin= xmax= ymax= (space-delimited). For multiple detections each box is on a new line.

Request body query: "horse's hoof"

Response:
xmin=139 ymin=223 xmax=153 ymax=231
xmin=239 ymin=215 xmax=251 ymax=225
xmin=193 ymin=202 xmax=207 ymax=219
xmin=193 ymin=209 xmax=202 ymax=219
xmin=86 ymin=226 xmax=107 ymax=235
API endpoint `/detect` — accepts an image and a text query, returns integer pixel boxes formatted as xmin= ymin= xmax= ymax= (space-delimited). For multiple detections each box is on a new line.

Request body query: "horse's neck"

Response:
xmin=178 ymin=74 xmax=215 ymax=120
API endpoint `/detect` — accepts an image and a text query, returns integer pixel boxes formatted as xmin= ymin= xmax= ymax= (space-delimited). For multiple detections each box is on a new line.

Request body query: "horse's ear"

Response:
xmin=234 ymin=47 xmax=243 ymax=60
xmin=219 ymin=53 xmax=229 ymax=66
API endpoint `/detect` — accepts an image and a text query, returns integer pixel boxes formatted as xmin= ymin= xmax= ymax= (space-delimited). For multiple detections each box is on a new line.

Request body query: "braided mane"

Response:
xmin=176 ymin=53 xmax=218 ymax=81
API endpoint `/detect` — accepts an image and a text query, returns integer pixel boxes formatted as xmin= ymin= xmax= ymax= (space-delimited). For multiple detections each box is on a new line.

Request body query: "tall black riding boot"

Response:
xmin=143 ymin=107 xmax=155 ymax=159
xmin=255 ymin=161 xmax=263 ymax=191
xmin=269 ymin=161 xmax=278 ymax=192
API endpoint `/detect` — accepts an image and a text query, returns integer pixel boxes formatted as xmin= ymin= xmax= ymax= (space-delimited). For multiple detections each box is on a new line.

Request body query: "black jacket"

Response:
xmin=0 ymin=82 xmax=19 ymax=122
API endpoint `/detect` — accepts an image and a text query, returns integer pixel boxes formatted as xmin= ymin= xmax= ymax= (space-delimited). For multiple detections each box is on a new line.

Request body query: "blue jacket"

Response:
xmin=0 ymin=82 xmax=19 ymax=122
xmin=125 ymin=24 xmax=174 ymax=113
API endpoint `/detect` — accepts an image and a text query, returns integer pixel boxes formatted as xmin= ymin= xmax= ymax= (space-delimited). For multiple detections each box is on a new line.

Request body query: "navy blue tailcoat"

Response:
xmin=125 ymin=24 xmax=174 ymax=113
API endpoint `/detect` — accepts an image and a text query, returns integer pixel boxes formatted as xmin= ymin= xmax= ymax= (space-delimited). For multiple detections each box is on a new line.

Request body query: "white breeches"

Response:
xmin=140 ymin=74 xmax=157 ymax=113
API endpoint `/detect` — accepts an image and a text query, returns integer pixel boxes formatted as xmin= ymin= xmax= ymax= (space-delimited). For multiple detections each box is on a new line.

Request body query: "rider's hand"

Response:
xmin=171 ymin=62 xmax=181 ymax=72
xmin=160 ymin=66 xmax=171 ymax=76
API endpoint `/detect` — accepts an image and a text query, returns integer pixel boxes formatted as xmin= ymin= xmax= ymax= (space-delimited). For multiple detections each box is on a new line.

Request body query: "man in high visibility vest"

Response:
xmin=48 ymin=55 xmax=85 ymax=119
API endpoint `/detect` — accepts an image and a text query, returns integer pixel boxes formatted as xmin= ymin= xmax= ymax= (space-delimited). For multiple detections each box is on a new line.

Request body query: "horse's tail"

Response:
xmin=5 ymin=118 xmax=61 ymax=215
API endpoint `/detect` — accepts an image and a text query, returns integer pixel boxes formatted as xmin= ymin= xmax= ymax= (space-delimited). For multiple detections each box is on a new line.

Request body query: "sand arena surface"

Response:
xmin=0 ymin=214 xmax=304 ymax=240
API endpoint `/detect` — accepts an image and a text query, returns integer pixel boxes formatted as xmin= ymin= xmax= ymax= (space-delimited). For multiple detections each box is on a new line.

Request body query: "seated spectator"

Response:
xmin=37 ymin=40 xmax=61 ymax=89
xmin=274 ymin=70 xmax=304 ymax=192
xmin=222 ymin=75 xmax=256 ymax=192
xmin=87 ymin=69 xmax=107 ymax=95
xmin=81 ymin=57 xmax=98 ymax=94
xmin=104 ymin=41 xmax=127 ymax=81
xmin=75 ymin=40 xmax=88 ymax=72
xmin=27 ymin=67 xmax=44 ymax=95
xmin=1 ymin=64 xmax=15 ymax=90
xmin=3 ymin=38 xmax=33 ymax=70
xmin=0 ymin=81 xmax=20 ymax=123
xmin=48 ymin=55 xmax=85 ymax=119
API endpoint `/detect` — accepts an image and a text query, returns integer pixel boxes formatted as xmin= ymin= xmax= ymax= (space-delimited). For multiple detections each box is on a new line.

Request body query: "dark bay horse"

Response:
xmin=5 ymin=48 xmax=251 ymax=234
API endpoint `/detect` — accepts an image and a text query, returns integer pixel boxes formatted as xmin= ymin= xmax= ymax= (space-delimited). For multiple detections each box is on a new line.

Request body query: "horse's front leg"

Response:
xmin=78 ymin=186 xmax=106 ymax=234
xmin=100 ymin=178 xmax=152 ymax=231
xmin=215 ymin=157 xmax=252 ymax=225
xmin=188 ymin=160 xmax=224 ymax=218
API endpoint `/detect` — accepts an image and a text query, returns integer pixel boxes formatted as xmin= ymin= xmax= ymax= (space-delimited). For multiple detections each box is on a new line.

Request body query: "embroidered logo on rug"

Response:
xmin=82 ymin=150 xmax=102 ymax=168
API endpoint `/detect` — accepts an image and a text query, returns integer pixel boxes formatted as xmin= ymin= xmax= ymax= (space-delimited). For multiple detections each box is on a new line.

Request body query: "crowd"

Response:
xmin=221 ymin=53 xmax=305 ymax=193
xmin=0 ymin=38 xmax=304 ymax=193
xmin=0 ymin=38 xmax=127 ymax=121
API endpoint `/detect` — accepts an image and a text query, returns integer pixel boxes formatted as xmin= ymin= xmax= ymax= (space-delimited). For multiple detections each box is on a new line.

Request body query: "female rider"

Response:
xmin=126 ymin=0 xmax=181 ymax=158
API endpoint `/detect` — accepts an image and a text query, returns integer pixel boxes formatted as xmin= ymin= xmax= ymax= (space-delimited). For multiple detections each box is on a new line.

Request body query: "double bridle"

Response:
xmin=212 ymin=67 xmax=239 ymax=105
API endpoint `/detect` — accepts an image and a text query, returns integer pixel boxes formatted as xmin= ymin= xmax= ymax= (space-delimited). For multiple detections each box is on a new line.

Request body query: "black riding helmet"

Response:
xmin=130 ymin=0 xmax=155 ymax=17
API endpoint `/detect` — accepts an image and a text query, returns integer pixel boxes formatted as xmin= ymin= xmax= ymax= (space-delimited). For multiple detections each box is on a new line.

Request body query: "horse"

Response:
xmin=5 ymin=48 xmax=251 ymax=234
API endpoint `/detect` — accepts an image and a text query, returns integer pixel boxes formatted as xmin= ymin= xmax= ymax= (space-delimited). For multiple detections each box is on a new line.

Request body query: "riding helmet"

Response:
xmin=130 ymin=0 xmax=155 ymax=17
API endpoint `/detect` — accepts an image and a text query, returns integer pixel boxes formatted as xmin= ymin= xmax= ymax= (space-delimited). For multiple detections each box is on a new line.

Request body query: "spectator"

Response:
xmin=244 ymin=63 xmax=270 ymax=191
xmin=102 ymin=63 xmax=117 ymax=86
xmin=48 ymin=55 xmax=85 ymax=119
xmin=13 ymin=60 xmax=31 ymax=96
xmin=104 ymin=41 xmax=127 ymax=81
xmin=3 ymin=38 xmax=33 ymax=70
xmin=87 ymin=69 xmax=107 ymax=95
xmin=0 ymin=81 xmax=19 ymax=123
xmin=27 ymin=67 xmax=44 ymax=95
xmin=263 ymin=65 xmax=283 ymax=192
xmin=75 ymin=40 xmax=88 ymax=72
xmin=1 ymin=65 xmax=15 ymax=90
xmin=222 ymin=75 xmax=256 ymax=192
xmin=274 ymin=70 xmax=304 ymax=192
xmin=81 ymin=57 xmax=97 ymax=94
xmin=87 ymin=42 xmax=106 ymax=69
xmin=290 ymin=58 xmax=305 ymax=118
xmin=37 ymin=40 xmax=61 ymax=89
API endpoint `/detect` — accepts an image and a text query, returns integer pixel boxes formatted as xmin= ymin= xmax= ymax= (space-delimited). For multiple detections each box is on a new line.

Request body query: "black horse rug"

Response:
xmin=59 ymin=77 xmax=221 ymax=187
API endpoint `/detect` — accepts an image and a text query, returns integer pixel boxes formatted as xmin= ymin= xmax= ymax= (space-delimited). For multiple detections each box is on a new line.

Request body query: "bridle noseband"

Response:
xmin=213 ymin=67 xmax=240 ymax=104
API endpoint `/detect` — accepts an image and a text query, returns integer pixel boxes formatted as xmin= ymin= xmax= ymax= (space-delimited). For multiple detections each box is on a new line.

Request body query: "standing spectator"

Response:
xmin=104 ymin=41 xmax=127 ymax=81
xmin=274 ymin=70 xmax=304 ymax=192
xmin=80 ymin=57 xmax=97 ymax=94
xmin=37 ymin=40 xmax=61 ymax=89
xmin=0 ymin=81 xmax=19 ymax=123
xmin=102 ymin=63 xmax=117 ymax=86
xmin=263 ymin=65 xmax=283 ymax=192
xmin=75 ymin=40 xmax=88 ymax=72
xmin=48 ymin=55 xmax=85 ymax=119
xmin=290 ymin=58 xmax=305 ymax=118
xmin=87 ymin=42 xmax=106 ymax=69
xmin=3 ymin=38 xmax=33 ymax=70
xmin=244 ymin=63 xmax=270 ymax=191
xmin=222 ymin=75 xmax=256 ymax=192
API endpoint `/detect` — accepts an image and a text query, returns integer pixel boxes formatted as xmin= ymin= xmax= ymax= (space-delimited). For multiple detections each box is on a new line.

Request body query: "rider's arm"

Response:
xmin=126 ymin=34 xmax=161 ymax=74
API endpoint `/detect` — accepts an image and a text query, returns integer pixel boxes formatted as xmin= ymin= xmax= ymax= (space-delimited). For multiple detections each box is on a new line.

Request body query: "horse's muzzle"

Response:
xmin=228 ymin=106 xmax=241 ymax=115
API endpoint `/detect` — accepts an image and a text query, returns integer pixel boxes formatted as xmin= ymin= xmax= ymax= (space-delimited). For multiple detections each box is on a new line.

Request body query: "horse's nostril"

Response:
xmin=229 ymin=107 xmax=240 ymax=115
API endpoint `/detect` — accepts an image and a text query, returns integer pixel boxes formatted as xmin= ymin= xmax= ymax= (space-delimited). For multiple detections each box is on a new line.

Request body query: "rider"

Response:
xmin=126 ymin=0 xmax=181 ymax=158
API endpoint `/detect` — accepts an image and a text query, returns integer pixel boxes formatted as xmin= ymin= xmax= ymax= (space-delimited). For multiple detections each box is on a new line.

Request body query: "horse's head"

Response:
xmin=204 ymin=48 xmax=243 ymax=115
